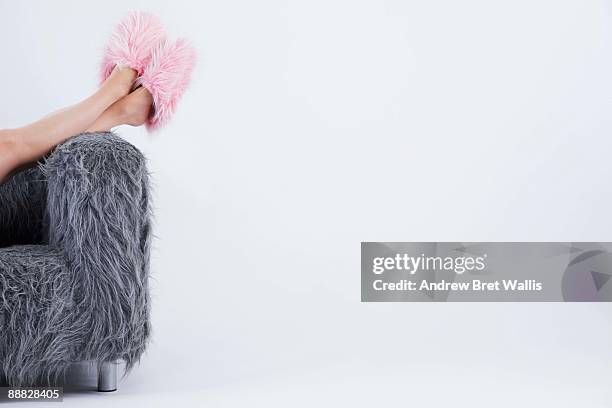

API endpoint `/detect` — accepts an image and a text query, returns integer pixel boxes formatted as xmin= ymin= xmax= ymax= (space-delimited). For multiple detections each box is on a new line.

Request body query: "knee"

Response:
xmin=0 ymin=129 xmax=19 ymax=150
xmin=0 ymin=130 xmax=22 ymax=184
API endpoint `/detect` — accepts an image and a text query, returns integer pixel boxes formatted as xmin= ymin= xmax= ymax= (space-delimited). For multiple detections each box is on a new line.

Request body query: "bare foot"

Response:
xmin=101 ymin=66 xmax=138 ymax=99
xmin=86 ymin=87 xmax=153 ymax=132
xmin=121 ymin=87 xmax=153 ymax=126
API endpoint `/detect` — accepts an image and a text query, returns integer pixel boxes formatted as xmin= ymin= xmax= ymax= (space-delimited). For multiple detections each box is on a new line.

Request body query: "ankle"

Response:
xmin=103 ymin=67 xmax=137 ymax=99
xmin=100 ymin=81 xmax=131 ymax=103
xmin=120 ymin=89 xmax=152 ymax=127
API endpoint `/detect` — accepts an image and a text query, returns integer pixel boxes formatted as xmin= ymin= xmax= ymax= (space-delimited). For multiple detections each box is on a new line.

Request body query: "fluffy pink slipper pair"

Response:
xmin=100 ymin=12 xmax=196 ymax=131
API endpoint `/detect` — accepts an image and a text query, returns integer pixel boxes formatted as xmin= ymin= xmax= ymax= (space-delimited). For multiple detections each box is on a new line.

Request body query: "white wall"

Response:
xmin=2 ymin=1 xmax=612 ymax=406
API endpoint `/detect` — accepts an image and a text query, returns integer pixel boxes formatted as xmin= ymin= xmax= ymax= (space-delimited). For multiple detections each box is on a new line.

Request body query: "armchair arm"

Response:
xmin=0 ymin=167 xmax=47 ymax=247
xmin=43 ymin=132 xmax=152 ymax=366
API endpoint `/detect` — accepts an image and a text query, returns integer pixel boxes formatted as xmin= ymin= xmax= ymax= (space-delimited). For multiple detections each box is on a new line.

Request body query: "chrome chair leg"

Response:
xmin=97 ymin=361 xmax=117 ymax=392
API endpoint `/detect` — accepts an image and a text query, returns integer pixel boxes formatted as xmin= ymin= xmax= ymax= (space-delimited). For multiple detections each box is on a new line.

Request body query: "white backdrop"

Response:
xmin=1 ymin=1 xmax=612 ymax=406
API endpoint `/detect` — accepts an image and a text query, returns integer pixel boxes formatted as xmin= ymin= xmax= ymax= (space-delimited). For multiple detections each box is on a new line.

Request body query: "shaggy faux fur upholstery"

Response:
xmin=0 ymin=167 xmax=47 ymax=248
xmin=0 ymin=132 xmax=151 ymax=386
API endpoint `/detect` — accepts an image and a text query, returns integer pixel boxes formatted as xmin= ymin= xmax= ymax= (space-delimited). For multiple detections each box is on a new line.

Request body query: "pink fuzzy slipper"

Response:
xmin=137 ymin=38 xmax=196 ymax=130
xmin=99 ymin=12 xmax=165 ymax=83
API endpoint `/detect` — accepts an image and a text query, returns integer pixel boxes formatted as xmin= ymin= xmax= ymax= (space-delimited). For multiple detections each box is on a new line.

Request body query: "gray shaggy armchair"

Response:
xmin=0 ymin=132 xmax=151 ymax=392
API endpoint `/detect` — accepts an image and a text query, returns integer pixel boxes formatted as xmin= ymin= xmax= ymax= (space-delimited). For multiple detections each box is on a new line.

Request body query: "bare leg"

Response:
xmin=87 ymin=87 xmax=153 ymax=132
xmin=0 ymin=68 xmax=136 ymax=183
